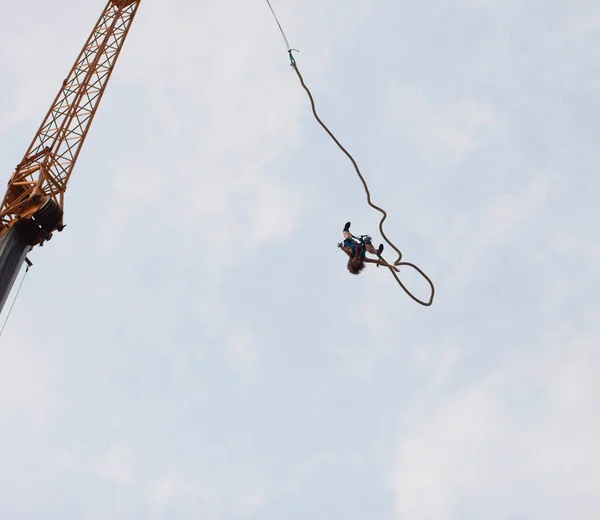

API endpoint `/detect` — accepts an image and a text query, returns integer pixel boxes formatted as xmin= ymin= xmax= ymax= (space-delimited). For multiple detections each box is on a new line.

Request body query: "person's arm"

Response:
xmin=364 ymin=257 xmax=400 ymax=272
xmin=337 ymin=243 xmax=353 ymax=257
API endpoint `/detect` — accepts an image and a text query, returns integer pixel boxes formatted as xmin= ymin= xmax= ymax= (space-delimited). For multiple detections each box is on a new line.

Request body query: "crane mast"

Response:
xmin=0 ymin=0 xmax=141 ymax=313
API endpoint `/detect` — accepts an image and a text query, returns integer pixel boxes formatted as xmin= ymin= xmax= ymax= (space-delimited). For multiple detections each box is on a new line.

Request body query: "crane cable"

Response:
xmin=0 ymin=264 xmax=30 ymax=339
xmin=264 ymin=0 xmax=435 ymax=306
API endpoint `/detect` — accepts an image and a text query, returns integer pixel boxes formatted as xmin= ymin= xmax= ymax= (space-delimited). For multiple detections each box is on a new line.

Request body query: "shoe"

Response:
xmin=343 ymin=222 xmax=351 ymax=232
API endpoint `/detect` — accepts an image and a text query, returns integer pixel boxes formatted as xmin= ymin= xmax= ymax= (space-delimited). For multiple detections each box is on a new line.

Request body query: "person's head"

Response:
xmin=347 ymin=255 xmax=365 ymax=275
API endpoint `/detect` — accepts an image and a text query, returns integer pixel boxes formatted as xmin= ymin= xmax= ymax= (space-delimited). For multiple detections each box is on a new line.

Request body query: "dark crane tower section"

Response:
xmin=0 ymin=224 xmax=34 ymax=313
xmin=0 ymin=0 xmax=141 ymax=314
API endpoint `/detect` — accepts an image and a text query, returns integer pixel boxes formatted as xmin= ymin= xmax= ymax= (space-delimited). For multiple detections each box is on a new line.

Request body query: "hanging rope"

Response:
xmin=265 ymin=0 xmax=292 ymax=53
xmin=264 ymin=1 xmax=435 ymax=306
xmin=0 ymin=264 xmax=30 ymax=339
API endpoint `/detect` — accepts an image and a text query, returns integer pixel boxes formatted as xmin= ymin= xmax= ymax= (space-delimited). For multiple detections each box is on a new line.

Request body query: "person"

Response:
xmin=338 ymin=222 xmax=399 ymax=275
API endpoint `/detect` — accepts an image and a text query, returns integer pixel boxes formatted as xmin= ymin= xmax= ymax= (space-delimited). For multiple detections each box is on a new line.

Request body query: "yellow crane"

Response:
xmin=0 ymin=0 xmax=141 ymax=312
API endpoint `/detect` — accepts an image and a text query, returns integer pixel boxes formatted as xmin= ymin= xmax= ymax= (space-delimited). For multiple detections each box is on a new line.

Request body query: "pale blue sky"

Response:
xmin=0 ymin=0 xmax=599 ymax=518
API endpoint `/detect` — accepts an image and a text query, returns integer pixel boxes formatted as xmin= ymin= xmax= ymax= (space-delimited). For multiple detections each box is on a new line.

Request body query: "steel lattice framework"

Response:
xmin=0 ymin=0 xmax=141 ymax=237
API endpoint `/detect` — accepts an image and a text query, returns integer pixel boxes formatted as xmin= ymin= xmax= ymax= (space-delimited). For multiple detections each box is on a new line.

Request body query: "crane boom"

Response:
xmin=0 ymin=0 xmax=141 ymax=313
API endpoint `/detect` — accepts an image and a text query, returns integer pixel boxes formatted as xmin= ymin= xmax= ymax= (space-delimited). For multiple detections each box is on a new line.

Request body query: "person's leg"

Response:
xmin=343 ymin=228 xmax=355 ymax=252
xmin=365 ymin=243 xmax=379 ymax=255
xmin=344 ymin=234 xmax=356 ymax=256
xmin=362 ymin=236 xmax=384 ymax=256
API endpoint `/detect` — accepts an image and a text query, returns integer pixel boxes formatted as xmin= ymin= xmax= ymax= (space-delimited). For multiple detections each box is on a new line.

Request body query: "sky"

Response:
xmin=0 ymin=0 xmax=599 ymax=518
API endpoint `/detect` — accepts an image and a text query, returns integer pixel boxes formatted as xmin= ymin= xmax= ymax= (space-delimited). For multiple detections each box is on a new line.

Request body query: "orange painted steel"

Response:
xmin=0 ymin=0 xmax=141 ymax=240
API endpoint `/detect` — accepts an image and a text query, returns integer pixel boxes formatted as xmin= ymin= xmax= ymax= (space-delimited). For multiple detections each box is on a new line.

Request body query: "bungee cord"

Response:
xmin=264 ymin=0 xmax=435 ymax=306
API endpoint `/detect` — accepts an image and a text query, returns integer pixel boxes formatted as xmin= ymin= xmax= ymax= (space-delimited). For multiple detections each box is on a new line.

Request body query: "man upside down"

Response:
xmin=338 ymin=222 xmax=400 ymax=275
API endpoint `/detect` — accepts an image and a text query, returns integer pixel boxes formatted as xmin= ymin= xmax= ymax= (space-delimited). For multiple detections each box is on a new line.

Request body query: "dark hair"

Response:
xmin=347 ymin=255 xmax=365 ymax=275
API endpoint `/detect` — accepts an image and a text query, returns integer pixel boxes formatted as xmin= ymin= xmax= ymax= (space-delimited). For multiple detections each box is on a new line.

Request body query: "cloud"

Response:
xmin=223 ymin=322 xmax=266 ymax=388
xmin=0 ymin=0 xmax=599 ymax=519
xmin=148 ymin=469 xmax=180 ymax=508
xmin=392 ymin=314 xmax=600 ymax=520
xmin=232 ymin=489 xmax=265 ymax=516
xmin=88 ymin=442 xmax=136 ymax=488
xmin=147 ymin=469 xmax=200 ymax=508
xmin=387 ymin=86 xmax=504 ymax=163
xmin=228 ymin=325 xmax=262 ymax=374
xmin=0 ymin=325 xmax=65 ymax=433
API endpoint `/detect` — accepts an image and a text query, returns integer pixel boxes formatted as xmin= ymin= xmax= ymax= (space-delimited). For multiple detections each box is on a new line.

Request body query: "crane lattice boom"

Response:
xmin=0 ymin=0 xmax=141 ymax=240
